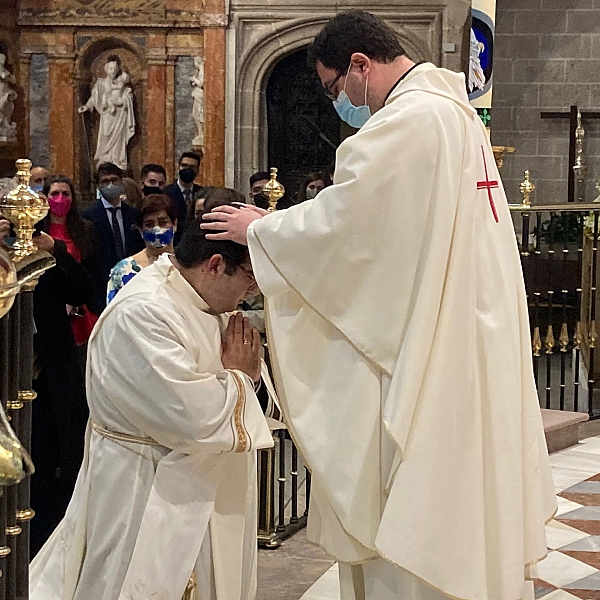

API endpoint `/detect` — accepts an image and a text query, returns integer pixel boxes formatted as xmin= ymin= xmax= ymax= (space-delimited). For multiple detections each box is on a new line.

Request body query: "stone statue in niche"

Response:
xmin=0 ymin=54 xmax=17 ymax=143
xmin=78 ymin=55 xmax=135 ymax=171
xmin=191 ymin=56 xmax=205 ymax=148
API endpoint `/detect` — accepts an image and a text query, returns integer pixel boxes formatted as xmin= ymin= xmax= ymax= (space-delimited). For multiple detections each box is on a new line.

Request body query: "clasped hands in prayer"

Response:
xmin=221 ymin=312 xmax=261 ymax=383
xmin=201 ymin=203 xmax=268 ymax=246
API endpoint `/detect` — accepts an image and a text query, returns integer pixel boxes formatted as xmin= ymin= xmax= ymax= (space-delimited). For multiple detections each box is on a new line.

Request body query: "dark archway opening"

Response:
xmin=266 ymin=48 xmax=341 ymax=201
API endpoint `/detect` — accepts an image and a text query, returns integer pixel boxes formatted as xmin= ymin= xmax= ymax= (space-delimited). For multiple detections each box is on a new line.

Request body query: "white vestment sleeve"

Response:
xmin=89 ymin=299 xmax=272 ymax=454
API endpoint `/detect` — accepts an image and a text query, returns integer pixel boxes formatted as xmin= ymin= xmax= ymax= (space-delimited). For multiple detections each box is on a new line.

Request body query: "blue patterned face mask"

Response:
xmin=142 ymin=226 xmax=175 ymax=248
xmin=333 ymin=68 xmax=372 ymax=129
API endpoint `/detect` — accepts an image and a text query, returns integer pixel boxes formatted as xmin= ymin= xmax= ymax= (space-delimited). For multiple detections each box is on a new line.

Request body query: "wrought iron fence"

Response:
xmin=257 ymin=428 xmax=310 ymax=549
xmin=510 ymin=202 xmax=600 ymax=418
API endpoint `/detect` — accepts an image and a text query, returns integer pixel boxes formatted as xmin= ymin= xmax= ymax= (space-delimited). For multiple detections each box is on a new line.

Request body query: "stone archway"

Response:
xmin=226 ymin=2 xmax=470 ymax=191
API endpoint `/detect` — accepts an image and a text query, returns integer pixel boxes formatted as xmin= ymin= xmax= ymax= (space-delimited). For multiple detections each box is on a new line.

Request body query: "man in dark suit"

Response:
xmin=83 ymin=162 xmax=145 ymax=312
xmin=164 ymin=150 xmax=206 ymax=243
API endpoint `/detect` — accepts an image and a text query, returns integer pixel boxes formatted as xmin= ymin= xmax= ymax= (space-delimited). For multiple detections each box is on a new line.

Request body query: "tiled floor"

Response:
xmin=299 ymin=435 xmax=600 ymax=600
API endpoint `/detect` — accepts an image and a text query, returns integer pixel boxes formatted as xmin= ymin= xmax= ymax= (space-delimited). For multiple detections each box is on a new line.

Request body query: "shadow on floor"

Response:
xmin=257 ymin=529 xmax=335 ymax=600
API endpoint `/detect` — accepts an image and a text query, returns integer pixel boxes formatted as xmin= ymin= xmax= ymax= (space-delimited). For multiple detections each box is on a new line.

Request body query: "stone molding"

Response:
xmin=226 ymin=2 xmax=467 ymax=189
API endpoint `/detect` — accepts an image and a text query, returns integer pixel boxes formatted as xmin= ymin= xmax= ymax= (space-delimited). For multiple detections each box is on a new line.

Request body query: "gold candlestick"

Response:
xmin=574 ymin=110 xmax=588 ymax=202
xmin=519 ymin=170 xmax=535 ymax=207
xmin=263 ymin=167 xmax=285 ymax=213
xmin=0 ymin=159 xmax=49 ymax=262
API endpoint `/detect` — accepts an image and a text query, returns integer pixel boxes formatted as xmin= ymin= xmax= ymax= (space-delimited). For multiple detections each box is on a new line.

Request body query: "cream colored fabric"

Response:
xmin=248 ymin=63 xmax=556 ymax=600
xmin=30 ymin=254 xmax=273 ymax=600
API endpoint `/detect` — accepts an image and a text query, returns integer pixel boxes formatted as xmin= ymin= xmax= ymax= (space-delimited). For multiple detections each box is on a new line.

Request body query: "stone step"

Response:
xmin=542 ymin=409 xmax=589 ymax=454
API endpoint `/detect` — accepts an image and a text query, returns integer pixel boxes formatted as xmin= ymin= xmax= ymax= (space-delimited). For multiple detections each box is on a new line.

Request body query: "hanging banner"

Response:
xmin=469 ymin=0 xmax=495 ymax=127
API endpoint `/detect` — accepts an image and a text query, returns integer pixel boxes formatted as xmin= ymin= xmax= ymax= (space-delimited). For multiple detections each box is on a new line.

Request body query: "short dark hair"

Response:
xmin=141 ymin=163 xmax=166 ymax=180
xmin=136 ymin=194 xmax=177 ymax=228
xmin=202 ymin=187 xmax=246 ymax=214
xmin=249 ymin=171 xmax=270 ymax=188
xmin=307 ymin=11 xmax=405 ymax=74
xmin=175 ymin=216 xmax=249 ymax=275
xmin=179 ymin=151 xmax=203 ymax=167
xmin=96 ymin=162 xmax=123 ymax=182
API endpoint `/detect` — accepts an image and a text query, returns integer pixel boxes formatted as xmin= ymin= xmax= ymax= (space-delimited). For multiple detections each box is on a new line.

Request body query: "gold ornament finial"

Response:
xmin=263 ymin=167 xmax=285 ymax=213
xmin=519 ymin=170 xmax=535 ymax=207
xmin=492 ymin=145 xmax=515 ymax=170
xmin=0 ymin=159 xmax=49 ymax=262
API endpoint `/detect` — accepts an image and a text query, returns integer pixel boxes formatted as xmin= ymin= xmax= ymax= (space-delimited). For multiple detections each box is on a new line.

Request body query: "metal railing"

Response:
xmin=257 ymin=428 xmax=310 ymax=548
xmin=510 ymin=201 xmax=600 ymax=417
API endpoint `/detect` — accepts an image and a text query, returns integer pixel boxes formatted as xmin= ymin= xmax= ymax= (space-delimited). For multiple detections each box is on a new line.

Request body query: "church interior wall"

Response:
xmin=0 ymin=0 xmax=226 ymax=198
xmin=492 ymin=0 xmax=600 ymax=204
xmin=227 ymin=0 xmax=471 ymax=191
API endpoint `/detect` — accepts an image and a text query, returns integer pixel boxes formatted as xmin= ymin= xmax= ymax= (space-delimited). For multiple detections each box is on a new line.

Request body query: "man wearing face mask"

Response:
xmin=140 ymin=163 xmax=167 ymax=198
xmin=30 ymin=166 xmax=49 ymax=193
xmin=202 ymin=10 xmax=555 ymax=600
xmin=83 ymin=162 xmax=145 ymax=312
xmin=165 ymin=151 xmax=206 ymax=243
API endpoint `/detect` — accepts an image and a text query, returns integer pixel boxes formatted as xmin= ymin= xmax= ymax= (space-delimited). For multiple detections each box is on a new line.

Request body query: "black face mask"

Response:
xmin=143 ymin=185 xmax=164 ymax=197
xmin=179 ymin=167 xmax=197 ymax=185
xmin=252 ymin=192 xmax=270 ymax=210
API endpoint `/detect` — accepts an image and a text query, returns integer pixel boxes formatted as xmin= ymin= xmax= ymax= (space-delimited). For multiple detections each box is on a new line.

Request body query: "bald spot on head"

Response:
xmin=30 ymin=167 xmax=49 ymax=188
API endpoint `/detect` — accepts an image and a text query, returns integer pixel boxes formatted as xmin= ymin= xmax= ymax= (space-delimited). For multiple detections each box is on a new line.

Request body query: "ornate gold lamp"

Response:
xmin=0 ymin=159 xmax=49 ymax=262
xmin=262 ymin=167 xmax=285 ymax=212
xmin=519 ymin=170 xmax=535 ymax=207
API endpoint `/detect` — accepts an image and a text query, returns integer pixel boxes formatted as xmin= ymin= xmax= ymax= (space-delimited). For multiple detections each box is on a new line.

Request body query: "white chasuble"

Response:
xmin=30 ymin=254 xmax=273 ymax=600
xmin=247 ymin=63 xmax=556 ymax=600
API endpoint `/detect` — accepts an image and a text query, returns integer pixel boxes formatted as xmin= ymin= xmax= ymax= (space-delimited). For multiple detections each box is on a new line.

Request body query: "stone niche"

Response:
xmin=11 ymin=0 xmax=226 ymax=197
xmin=226 ymin=0 xmax=471 ymax=190
xmin=0 ymin=0 xmax=23 ymax=177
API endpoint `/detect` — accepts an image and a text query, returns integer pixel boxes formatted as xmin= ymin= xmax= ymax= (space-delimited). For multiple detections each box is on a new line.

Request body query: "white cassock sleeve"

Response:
xmin=89 ymin=298 xmax=272 ymax=455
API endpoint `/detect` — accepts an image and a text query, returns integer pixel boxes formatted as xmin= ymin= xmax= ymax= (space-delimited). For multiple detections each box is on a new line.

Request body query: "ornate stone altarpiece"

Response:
xmin=2 ymin=0 xmax=226 ymax=196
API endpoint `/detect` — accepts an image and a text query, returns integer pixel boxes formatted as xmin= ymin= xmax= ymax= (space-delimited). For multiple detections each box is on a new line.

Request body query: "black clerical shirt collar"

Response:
xmin=384 ymin=61 xmax=426 ymax=104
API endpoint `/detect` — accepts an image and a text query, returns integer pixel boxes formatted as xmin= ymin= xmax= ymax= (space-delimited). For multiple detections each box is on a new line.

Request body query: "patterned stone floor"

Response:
xmin=296 ymin=434 xmax=600 ymax=600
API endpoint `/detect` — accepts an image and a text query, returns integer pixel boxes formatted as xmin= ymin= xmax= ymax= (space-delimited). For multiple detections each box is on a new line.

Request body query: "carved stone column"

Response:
xmin=48 ymin=56 xmax=76 ymax=178
xmin=145 ymin=34 xmax=168 ymax=173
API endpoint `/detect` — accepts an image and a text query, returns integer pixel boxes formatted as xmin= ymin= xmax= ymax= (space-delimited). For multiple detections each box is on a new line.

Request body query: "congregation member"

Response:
xmin=83 ymin=162 xmax=144 ymax=312
xmin=30 ymin=166 xmax=49 ymax=192
xmin=140 ymin=163 xmax=167 ymax=196
xmin=165 ymin=150 xmax=205 ymax=240
xmin=187 ymin=186 xmax=215 ymax=222
xmin=122 ymin=176 xmax=143 ymax=209
xmin=30 ymin=216 xmax=272 ymax=600
xmin=295 ymin=171 xmax=328 ymax=203
xmin=248 ymin=171 xmax=270 ymax=209
xmin=40 ymin=175 xmax=104 ymax=325
xmin=107 ymin=193 xmax=177 ymax=303
xmin=0 ymin=216 xmax=94 ymax=556
xmin=203 ymin=11 xmax=555 ymax=600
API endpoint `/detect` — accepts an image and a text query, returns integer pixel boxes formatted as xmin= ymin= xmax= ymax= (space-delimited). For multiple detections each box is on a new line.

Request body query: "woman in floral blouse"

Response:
xmin=107 ymin=194 xmax=177 ymax=304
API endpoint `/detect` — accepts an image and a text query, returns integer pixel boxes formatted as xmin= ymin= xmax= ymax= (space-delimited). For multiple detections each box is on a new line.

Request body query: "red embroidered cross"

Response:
xmin=477 ymin=146 xmax=499 ymax=223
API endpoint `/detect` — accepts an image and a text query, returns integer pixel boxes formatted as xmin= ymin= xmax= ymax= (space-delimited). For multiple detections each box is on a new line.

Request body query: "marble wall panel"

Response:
xmin=28 ymin=53 xmax=50 ymax=170
xmin=175 ymin=56 xmax=196 ymax=169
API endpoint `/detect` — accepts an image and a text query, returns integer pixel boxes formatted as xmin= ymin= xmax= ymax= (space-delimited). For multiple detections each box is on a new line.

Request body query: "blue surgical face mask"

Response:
xmin=142 ymin=226 xmax=175 ymax=249
xmin=31 ymin=184 xmax=43 ymax=193
xmin=333 ymin=69 xmax=372 ymax=129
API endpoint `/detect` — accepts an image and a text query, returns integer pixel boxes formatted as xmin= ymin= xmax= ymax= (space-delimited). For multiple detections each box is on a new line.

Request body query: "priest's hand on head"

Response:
xmin=201 ymin=205 xmax=263 ymax=246
xmin=221 ymin=313 xmax=261 ymax=383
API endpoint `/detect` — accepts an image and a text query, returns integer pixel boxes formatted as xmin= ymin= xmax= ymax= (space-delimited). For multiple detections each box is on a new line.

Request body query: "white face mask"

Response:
xmin=306 ymin=187 xmax=320 ymax=200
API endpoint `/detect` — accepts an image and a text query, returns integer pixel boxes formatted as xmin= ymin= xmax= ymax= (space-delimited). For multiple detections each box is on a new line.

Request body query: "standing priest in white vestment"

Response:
xmin=202 ymin=11 xmax=557 ymax=600
xmin=30 ymin=217 xmax=274 ymax=600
